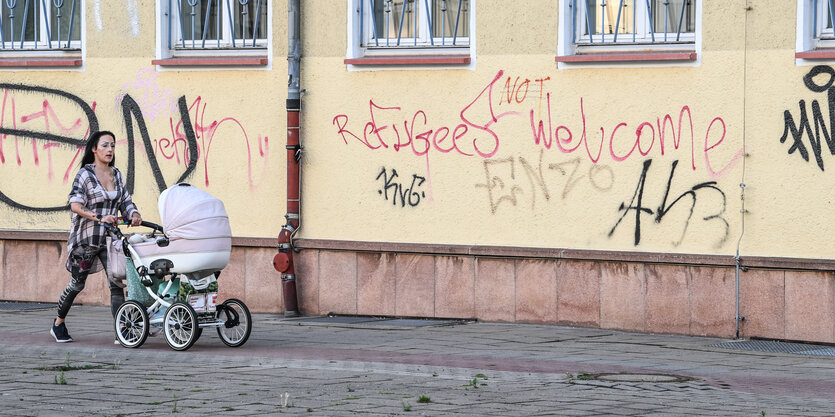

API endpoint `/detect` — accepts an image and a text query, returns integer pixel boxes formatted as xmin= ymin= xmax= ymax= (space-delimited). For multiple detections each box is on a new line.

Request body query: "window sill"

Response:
xmin=152 ymin=55 xmax=268 ymax=67
xmin=345 ymin=54 xmax=471 ymax=65
xmin=0 ymin=57 xmax=82 ymax=67
xmin=555 ymin=51 xmax=697 ymax=63
xmin=796 ymin=49 xmax=835 ymax=59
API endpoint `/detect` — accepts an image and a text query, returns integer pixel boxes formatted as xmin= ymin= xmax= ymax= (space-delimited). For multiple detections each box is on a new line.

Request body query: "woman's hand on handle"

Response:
xmin=130 ymin=212 xmax=142 ymax=227
xmin=101 ymin=215 xmax=118 ymax=225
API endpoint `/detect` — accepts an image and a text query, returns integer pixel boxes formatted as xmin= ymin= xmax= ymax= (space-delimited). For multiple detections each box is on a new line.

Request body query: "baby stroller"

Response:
xmin=105 ymin=183 xmax=251 ymax=351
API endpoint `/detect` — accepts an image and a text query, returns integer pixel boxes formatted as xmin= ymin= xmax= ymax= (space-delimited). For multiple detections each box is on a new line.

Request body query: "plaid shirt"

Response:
xmin=66 ymin=164 xmax=140 ymax=272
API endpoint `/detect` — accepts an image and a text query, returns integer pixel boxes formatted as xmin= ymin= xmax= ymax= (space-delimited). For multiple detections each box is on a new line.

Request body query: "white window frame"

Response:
xmin=575 ymin=1 xmax=695 ymax=46
xmin=816 ymin=3 xmax=835 ymax=41
xmin=0 ymin=0 xmax=83 ymax=52
xmin=346 ymin=0 xmax=476 ymax=70
xmin=797 ymin=0 xmax=835 ymax=64
xmin=558 ymin=0 xmax=701 ymax=68
xmin=156 ymin=0 xmax=270 ymax=60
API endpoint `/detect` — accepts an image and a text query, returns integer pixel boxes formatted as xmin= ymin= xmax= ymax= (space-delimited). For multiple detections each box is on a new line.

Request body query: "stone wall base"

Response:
xmin=292 ymin=248 xmax=835 ymax=344
xmin=2 ymin=236 xmax=834 ymax=344
xmin=0 ymin=238 xmax=285 ymax=314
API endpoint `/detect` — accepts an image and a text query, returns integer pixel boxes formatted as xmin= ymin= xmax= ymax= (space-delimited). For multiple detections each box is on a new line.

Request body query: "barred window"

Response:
xmin=168 ymin=0 xmax=267 ymax=49
xmin=0 ymin=0 xmax=81 ymax=51
xmin=575 ymin=0 xmax=695 ymax=45
xmin=362 ymin=0 xmax=469 ymax=48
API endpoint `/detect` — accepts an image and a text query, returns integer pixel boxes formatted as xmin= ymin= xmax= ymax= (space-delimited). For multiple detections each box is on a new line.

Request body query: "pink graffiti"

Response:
xmin=2 ymin=87 xmax=267 ymax=191
xmin=115 ymin=68 xmax=177 ymax=121
xmin=0 ymin=90 xmax=92 ymax=183
xmin=530 ymin=89 xmax=743 ymax=179
xmin=155 ymin=96 xmax=268 ymax=189
xmin=498 ymin=76 xmax=551 ymax=108
xmin=333 ymin=70 xmax=519 ymax=181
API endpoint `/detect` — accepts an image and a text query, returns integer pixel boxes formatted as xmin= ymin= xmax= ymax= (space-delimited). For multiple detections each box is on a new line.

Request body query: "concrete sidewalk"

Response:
xmin=1 ymin=304 xmax=834 ymax=416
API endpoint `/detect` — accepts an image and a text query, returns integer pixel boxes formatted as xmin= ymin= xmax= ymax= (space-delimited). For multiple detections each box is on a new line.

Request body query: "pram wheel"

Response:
xmin=115 ymin=301 xmax=149 ymax=348
xmin=163 ymin=301 xmax=199 ymax=351
xmin=216 ymin=298 xmax=251 ymax=347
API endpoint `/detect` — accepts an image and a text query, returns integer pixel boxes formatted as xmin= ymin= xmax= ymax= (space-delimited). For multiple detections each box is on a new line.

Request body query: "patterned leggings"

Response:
xmin=57 ymin=245 xmax=124 ymax=319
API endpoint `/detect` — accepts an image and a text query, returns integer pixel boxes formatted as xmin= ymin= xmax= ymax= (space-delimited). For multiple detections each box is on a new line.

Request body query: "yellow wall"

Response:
xmin=0 ymin=1 xmax=287 ymax=238
xmin=300 ymin=1 xmax=754 ymax=256
xmin=3 ymin=1 xmax=834 ymax=260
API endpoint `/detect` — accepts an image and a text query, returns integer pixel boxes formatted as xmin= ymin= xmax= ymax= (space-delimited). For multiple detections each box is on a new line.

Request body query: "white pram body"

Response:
xmin=128 ymin=183 xmax=232 ymax=284
xmin=111 ymin=183 xmax=251 ymax=351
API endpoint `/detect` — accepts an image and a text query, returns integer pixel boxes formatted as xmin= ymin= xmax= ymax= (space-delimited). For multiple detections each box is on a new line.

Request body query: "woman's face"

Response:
xmin=92 ymin=134 xmax=115 ymax=165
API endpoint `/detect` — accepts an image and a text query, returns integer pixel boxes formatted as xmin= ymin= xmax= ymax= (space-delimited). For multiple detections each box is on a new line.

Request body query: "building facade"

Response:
xmin=1 ymin=1 xmax=834 ymax=343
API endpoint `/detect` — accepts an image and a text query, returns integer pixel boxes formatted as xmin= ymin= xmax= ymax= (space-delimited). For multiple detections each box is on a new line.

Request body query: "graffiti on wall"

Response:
xmin=475 ymin=150 xmax=614 ymax=214
xmin=335 ymin=70 xmax=741 ymax=248
xmin=333 ymin=70 xmax=519 ymax=179
xmin=531 ymin=97 xmax=742 ymax=181
xmin=376 ymin=167 xmax=427 ymax=208
xmin=335 ymin=70 xmax=742 ymax=178
xmin=116 ymin=68 xmax=177 ymax=121
xmin=0 ymin=80 xmax=268 ymax=214
xmin=781 ymin=65 xmax=835 ymax=171
xmin=0 ymin=84 xmax=97 ymax=212
xmin=608 ymin=159 xmax=729 ymax=247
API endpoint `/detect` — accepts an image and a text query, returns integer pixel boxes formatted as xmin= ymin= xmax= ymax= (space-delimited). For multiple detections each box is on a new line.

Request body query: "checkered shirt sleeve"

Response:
xmin=65 ymin=165 xmax=140 ymax=272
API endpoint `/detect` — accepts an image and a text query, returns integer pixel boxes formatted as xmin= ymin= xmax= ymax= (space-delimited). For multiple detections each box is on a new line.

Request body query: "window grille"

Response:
xmin=572 ymin=0 xmax=695 ymax=45
xmin=360 ymin=0 xmax=469 ymax=48
xmin=166 ymin=0 xmax=267 ymax=50
xmin=0 ymin=0 xmax=80 ymax=50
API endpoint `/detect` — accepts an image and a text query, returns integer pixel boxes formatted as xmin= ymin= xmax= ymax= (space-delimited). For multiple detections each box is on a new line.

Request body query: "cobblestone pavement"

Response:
xmin=1 ymin=305 xmax=834 ymax=416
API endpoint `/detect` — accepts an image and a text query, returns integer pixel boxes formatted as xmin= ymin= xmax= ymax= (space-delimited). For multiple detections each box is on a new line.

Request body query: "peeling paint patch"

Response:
xmin=126 ymin=0 xmax=140 ymax=37
xmin=94 ymin=0 xmax=103 ymax=31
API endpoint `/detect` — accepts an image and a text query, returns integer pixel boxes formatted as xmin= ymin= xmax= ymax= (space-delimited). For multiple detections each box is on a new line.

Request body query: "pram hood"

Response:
xmin=158 ymin=183 xmax=232 ymax=240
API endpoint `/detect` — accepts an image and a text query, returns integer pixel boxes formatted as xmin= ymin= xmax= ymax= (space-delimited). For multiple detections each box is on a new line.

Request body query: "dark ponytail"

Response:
xmin=79 ymin=131 xmax=116 ymax=167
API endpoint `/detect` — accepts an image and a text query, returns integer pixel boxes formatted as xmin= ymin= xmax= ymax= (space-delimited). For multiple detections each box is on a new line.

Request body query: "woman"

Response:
xmin=51 ymin=131 xmax=142 ymax=343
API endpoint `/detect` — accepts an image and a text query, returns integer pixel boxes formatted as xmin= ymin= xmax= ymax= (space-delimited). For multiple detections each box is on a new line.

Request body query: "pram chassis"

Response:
xmin=108 ymin=221 xmax=251 ymax=351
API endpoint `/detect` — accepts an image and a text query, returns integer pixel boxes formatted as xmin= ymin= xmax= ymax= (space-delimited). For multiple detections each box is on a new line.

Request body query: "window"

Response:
xmin=155 ymin=0 xmax=270 ymax=67
xmin=557 ymin=0 xmax=700 ymax=65
xmin=797 ymin=0 xmax=835 ymax=60
xmin=0 ymin=0 xmax=82 ymax=67
xmin=576 ymin=0 xmax=694 ymax=45
xmin=346 ymin=0 xmax=475 ymax=67
xmin=814 ymin=0 xmax=834 ymax=42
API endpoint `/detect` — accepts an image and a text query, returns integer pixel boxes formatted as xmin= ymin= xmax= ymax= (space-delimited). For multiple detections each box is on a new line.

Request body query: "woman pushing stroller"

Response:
xmin=51 ymin=131 xmax=142 ymax=343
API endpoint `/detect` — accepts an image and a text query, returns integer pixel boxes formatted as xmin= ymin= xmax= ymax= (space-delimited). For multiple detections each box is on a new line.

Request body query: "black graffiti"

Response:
xmin=0 ymin=84 xmax=199 ymax=212
xmin=609 ymin=159 xmax=729 ymax=247
xmin=121 ymin=94 xmax=198 ymax=193
xmin=376 ymin=167 xmax=426 ymax=207
xmin=780 ymin=65 xmax=835 ymax=171
xmin=0 ymin=84 xmax=98 ymax=211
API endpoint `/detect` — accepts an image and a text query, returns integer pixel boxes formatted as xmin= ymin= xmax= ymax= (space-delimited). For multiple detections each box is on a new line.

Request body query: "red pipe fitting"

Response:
xmin=274 ymin=228 xmax=294 ymax=273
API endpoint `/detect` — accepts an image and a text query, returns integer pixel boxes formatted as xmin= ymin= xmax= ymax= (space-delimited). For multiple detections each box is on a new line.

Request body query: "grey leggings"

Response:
xmin=57 ymin=245 xmax=124 ymax=319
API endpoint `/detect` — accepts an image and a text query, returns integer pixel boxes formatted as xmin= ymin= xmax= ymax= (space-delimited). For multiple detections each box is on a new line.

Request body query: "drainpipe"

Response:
xmin=273 ymin=0 xmax=301 ymax=317
xmin=734 ymin=249 xmax=744 ymax=339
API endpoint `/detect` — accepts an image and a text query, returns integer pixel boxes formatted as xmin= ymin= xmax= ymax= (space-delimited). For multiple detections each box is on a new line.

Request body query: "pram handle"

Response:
xmin=101 ymin=222 xmax=121 ymax=236
xmin=104 ymin=221 xmax=169 ymax=250
xmin=102 ymin=221 xmax=165 ymax=237
xmin=140 ymin=221 xmax=164 ymax=233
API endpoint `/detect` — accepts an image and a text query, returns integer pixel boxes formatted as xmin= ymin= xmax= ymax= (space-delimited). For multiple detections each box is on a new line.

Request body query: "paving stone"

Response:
xmin=1 ymin=306 xmax=835 ymax=415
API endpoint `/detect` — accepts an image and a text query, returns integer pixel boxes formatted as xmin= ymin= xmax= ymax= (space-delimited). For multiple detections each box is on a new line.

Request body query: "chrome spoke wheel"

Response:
xmin=216 ymin=298 xmax=251 ymax=347
xmin=163 ymin=302 xmax=198 ymax=351
xmin=115 ymin=301 xmax=149 ymax=348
